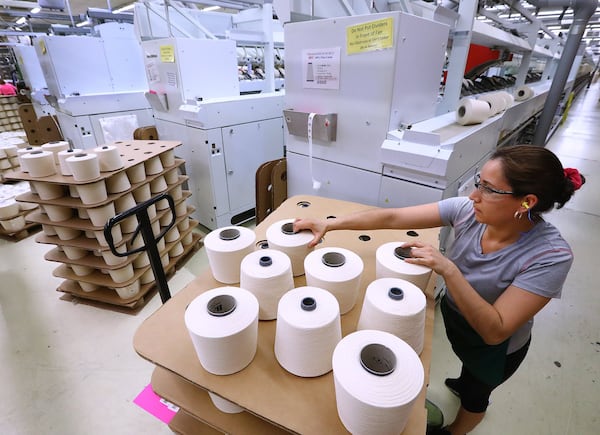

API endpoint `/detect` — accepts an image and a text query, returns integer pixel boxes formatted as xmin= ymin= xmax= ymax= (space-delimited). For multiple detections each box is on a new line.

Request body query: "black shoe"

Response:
xmin=427 ymin=425 xmax=451 ymax=435
xmin=444 ymin=377 xmax=461 ymax=398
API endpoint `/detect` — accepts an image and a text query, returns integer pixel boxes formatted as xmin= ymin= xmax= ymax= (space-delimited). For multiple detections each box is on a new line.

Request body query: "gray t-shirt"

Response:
xmin=438 ymin=196 xmax=573 ymax=353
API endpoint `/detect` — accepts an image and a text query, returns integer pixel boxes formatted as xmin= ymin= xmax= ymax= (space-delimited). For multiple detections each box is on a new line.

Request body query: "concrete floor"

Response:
xmin=1 ymin=83 xmax=598 ymax=435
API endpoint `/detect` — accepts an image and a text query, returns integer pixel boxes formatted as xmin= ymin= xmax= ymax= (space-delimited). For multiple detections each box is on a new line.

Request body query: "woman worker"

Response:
xmin=293 ymin=145 xmax=584 ymax=434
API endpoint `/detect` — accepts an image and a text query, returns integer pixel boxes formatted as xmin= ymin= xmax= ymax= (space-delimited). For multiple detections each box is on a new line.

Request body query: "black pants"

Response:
xmin=457 ymin=337 xmax=531 ymax=413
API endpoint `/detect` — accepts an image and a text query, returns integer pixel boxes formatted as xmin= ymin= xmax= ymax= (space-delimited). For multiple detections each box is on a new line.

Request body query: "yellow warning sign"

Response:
xmin=347 ymin=17 xmax=393 ymax=55
xmin=160 ymin=45 xmax=175 ymax=63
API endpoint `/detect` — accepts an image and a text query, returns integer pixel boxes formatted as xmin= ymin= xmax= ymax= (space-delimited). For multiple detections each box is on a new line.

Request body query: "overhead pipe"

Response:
xmin=530 ymin=0 xmax=598 ymax=145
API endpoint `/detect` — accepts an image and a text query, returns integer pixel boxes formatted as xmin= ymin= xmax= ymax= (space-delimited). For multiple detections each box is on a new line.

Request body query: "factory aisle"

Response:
xmin=1 ymin=83 xmax=598 ymax=435
xmin=428 ymin=82 xmax=600 ymax=435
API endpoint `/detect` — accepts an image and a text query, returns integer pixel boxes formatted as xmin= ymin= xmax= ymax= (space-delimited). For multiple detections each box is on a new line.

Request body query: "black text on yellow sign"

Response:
xmin=346 ymin=17 xmax=394 ymax=55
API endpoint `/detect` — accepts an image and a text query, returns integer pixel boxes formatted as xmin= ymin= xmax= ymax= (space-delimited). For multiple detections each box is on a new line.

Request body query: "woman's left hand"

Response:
xmin=402 ymin=241 xmax=456 ymax=277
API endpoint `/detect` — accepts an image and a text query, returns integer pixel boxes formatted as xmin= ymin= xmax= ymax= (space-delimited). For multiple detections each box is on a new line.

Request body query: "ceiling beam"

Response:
xmin=0 ymin=1 xmax=41 ymax=9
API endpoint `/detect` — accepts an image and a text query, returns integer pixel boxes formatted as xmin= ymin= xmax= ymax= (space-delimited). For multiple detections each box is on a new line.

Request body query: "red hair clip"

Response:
xmin=564 ymin=168 xmax=583 ymax=190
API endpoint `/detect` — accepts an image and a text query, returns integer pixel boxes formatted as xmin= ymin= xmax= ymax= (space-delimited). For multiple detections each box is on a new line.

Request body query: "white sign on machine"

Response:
xmin=302 ymin=48 xmax=341 ymax=90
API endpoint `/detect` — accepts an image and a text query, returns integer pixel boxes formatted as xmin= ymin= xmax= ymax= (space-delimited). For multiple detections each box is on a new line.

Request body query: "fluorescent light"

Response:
xmin=76 ymin=19 xmax=90 ymax=27
xmin=114 ymin=3 xmax=135 ymax=13
xmin=203 ymin=6 xmax=221 ymax=12
xmin=16 ymin=17 xmax=27 ymax=25
xmin=30 ymin=7 xmax=41 ymax=13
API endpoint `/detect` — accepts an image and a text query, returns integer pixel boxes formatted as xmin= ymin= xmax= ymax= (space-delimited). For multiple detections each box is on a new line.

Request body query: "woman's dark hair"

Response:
xmin=490 ymin=145 xmax=584 ymax=213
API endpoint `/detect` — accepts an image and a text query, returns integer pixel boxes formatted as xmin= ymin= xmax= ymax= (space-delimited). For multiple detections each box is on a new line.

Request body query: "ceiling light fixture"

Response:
xmin=114 ymin=3 xmax=135 ymax=13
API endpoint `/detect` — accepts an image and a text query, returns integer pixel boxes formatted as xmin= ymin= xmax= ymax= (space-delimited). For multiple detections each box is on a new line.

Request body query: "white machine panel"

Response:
xmin=142 ymin=37 xmax=239 ymax=113
xmin=35 ymin=23 xmax=148 ymax=99
xmin=36 ymin=36 xmax=111 ymax=98
xmin=284 ymin=11 xmax=449 ymax=174
xmin=56 ymin=108 xmax=155 ymax=150
xmin=33 ymin=23 xmax=152 ymax=149
xmin=13 ymin=45 xmax=54 ymax=117
xmin=157 ymin=117 xmax=284 ymax=230
xmin=222 ymin=119 xmax=284 ymax=212
xmin=287 ymin=152 xmax=383 ymax=207
xmin=98 ymin=22 xmax=149 ymax=93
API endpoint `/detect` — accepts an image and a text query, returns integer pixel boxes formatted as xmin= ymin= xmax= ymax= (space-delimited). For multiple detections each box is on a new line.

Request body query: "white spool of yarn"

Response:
xmin=102 ymin=244 xmax=127 ymax=266
xmin=115 ymin=192 xmax=136 ymax=213
xmin=240 ymin=249 xmax=294 ymax=320
xmin=57 ymin=148 xmax=83 ymax=176
xmin=182 ymin=232 xmax=193 ymax=246
xmin=144 ymin=156 xmax=163 ymax=175
xmin=514 ymin=85 xmax=534 ymax=101
xmin=140 ymin=268 xmax=154 ymax=285
xmin=70 ymin=264 xmax=94 ymax=277
xmin=165 ymin=226 xmax=180 ymax=243
xmin=94 ymin=223 xmax=122 ymax=247
xmin=169 ymin=241 xmax=184 ymax=258
xmin=332 ymin=329 xmax=424 ymax=435
xmin=41 ymin=204 xmax=72 ymax=222
xmin=76 ymin=180 xmax=108 ymax=205
xmin=357 ymin=278 xmax=427 ymax=355
xmin=477 ymin=92 xmax=506 ymax=116
xmin=375 ymin=242 xmax=432 ymax=291
xmin=41 ymin=141 xmax=69 ymax=163
xmin=66 ymin=152 xmax=100 ymax=182
xmin=496 ymin=90 xmax=514 ymax=109
xmin=63 ymin=246 xmax=87 ymax=260
xmin=79 ymin=281 xmax=100 ymax=292
xmin=17 ymin=146 xmax=40 ymax=173
xmin=1 ymin=144 xmax=18 ymax=157
xmin=0 ymin=199 xmax=21 ymax=219
xmin=54 ymin=226 xmax=82 ymax=241
xmin=29 ymin=181 xmax=65 ymax=200
xmin=115 ymin=192 xmax=138 ymax=233
xmin=93 ymin=145 xmax=124 ymax=172
xmin=455 ymin=98 xmax=491 ymax=126
xmin=164 ymin=167 xmax=179 ymax=184
xmin=204 ymin=226 xmax=256 ymax=284
xmin=126 ymin=163 xmax=146 ymax=184
xmin=159 ymin=149 xmax=175 ymax=167
xmin=304 ymin=247 xmax=364 ymax=314
xmin=0 ymin=215 xmax=26 ymax=233
xmin=132 ymin=183 xmax=151 ymax=203
xmin=68 ymin=185 xmax=79 ymax=198
xmin=274 ymin=286 xmax=342 ymax=377
xmin=87 ymin=202 xmax=116 ymax=227
xmin=175 ymin=201 xmax=188 ymax=217
xmin=21 ymin=150 xmax=56 ymax=177
xmin=265 ymin=219 xmax=314 ymax=276
xmin=42 ymin=224 xmax=57 ymax=236
xmin=184 ymin=287 xmax=259 ymax=375
xmin=114 ymin=280 xmax=140 ymax=299
xmin=170 ymin=185 xmax=183 ymax=201
xmin=150 ymin=175 xmax=167 ymax=193
xmin=105 ymin=171 xmax=131 ymax=194
xmin=108 ymin=264 xmax=135 ymax=284
xmin=208 ymin=392 xmax=245 ymax=414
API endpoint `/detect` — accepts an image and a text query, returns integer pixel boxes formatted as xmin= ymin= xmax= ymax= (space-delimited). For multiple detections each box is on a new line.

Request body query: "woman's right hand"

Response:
xmin=293 ymin=218 xmax=327 ymax=247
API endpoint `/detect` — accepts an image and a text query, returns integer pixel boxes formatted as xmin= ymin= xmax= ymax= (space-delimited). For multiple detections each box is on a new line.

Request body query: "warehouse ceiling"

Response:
xmin=0 ymin=1 xmax=136 ymax=32
xmin=0 ymin=1 xmax=600 ymax=54
xmin=0 ymin=1 xmax=233 ymax=33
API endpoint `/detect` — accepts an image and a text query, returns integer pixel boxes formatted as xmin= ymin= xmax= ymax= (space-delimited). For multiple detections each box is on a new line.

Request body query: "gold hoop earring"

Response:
xmin=514 ymin=210 xmax=523 ymax=219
